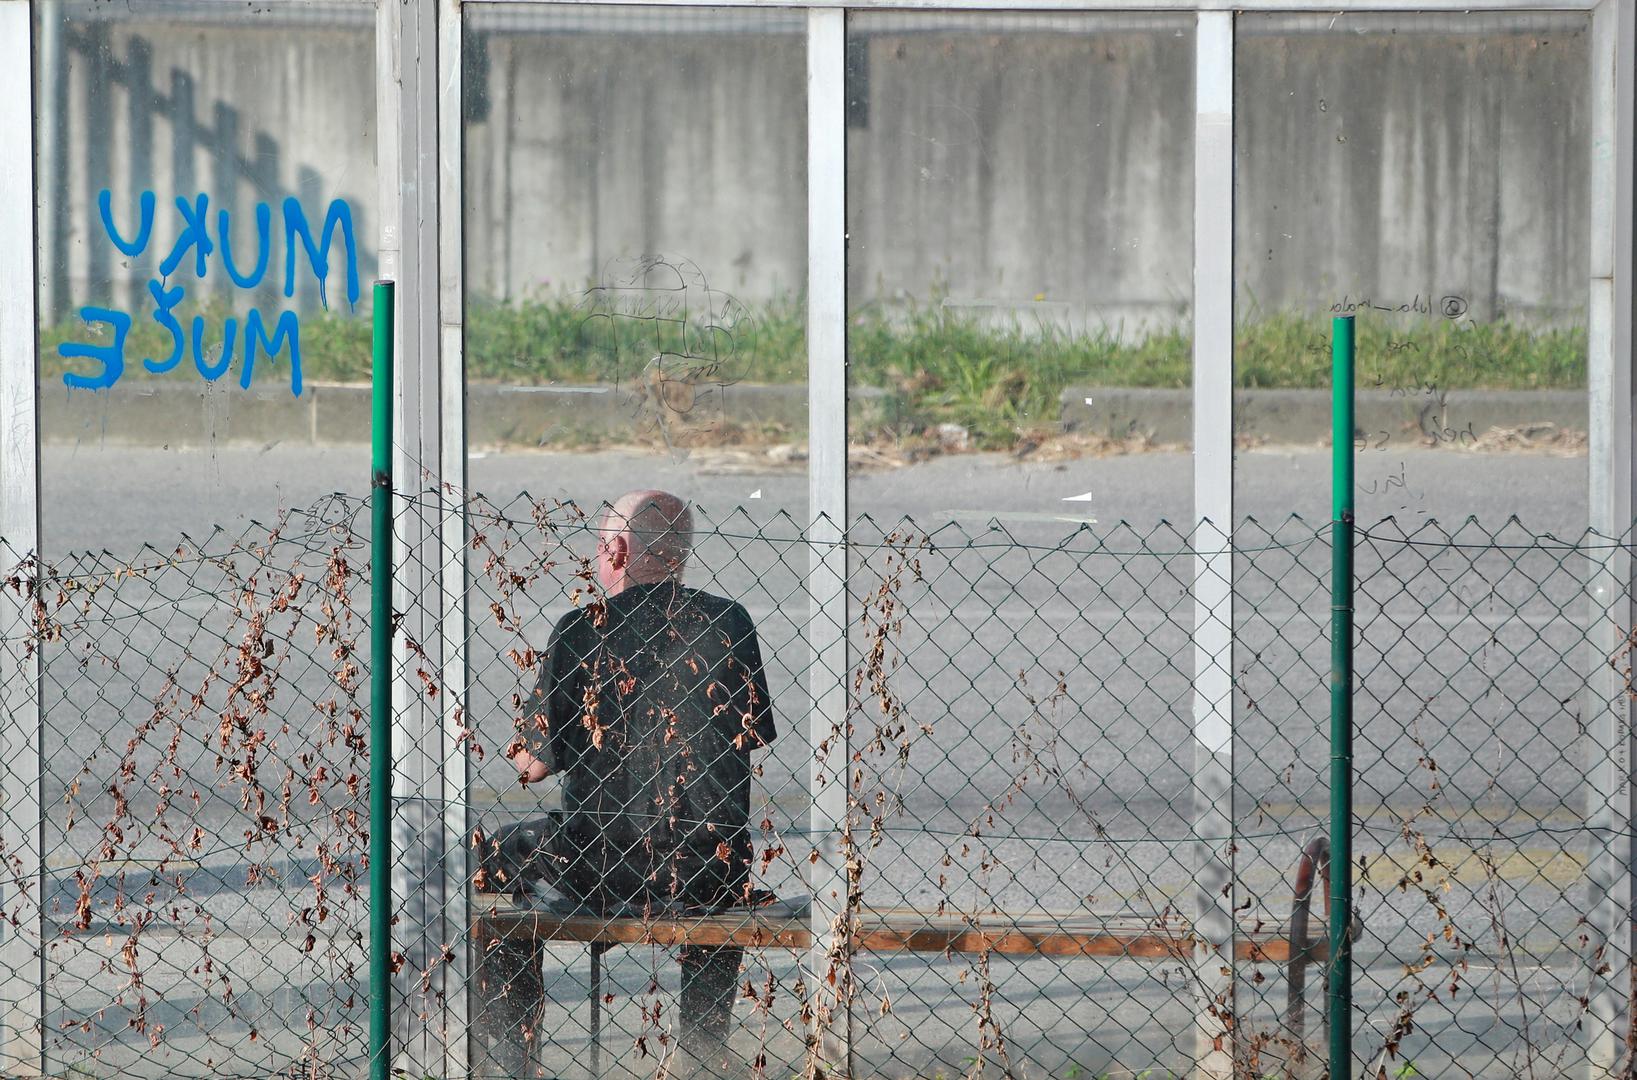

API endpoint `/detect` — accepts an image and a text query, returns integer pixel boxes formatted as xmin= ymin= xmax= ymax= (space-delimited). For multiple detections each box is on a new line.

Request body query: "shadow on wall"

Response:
xmin=39 ymin=13 xmax=378 ymax=323
xmin=43 ymin=12 xmax=1590 ymax=334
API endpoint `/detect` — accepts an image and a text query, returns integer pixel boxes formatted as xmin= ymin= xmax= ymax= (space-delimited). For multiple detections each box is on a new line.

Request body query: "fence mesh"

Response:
xmin=0 ymin=491 xmax=1631 ymax=1079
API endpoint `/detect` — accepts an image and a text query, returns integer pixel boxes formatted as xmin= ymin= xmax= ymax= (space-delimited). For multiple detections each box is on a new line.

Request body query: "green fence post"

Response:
xmin=1329 ymin=313 xmax=1355 ymax=1079
xmin=370 ymin=279 xmax=395 ymax=1080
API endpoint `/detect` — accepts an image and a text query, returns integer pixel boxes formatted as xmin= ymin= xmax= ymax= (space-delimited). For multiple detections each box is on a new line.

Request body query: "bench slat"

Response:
xmin=472 ymin=896 xmax=1327 ymax=964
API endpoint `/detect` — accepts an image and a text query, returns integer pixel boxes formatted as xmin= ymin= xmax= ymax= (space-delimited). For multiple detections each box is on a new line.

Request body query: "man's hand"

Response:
xmin=507 ymin=740 xmax=551 ymax=783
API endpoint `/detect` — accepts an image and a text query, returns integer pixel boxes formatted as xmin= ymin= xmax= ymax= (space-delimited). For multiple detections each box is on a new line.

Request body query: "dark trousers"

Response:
xmin=473 ymin=940 xmax=742 ymax=1079
xmin=677 ymin=944 xmax=743 ymax=1073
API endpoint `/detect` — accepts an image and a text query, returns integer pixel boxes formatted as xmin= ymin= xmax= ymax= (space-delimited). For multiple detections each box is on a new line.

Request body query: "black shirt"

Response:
xmin=523 ymin=581 xmax=776 ymax=909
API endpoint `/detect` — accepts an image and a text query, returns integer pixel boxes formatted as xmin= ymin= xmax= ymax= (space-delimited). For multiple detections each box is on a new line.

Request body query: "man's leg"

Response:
xmin=677 ymin=944 xmax=743 ymax=1075
xmin=472 ymin=936 xmax=546 ymax=1080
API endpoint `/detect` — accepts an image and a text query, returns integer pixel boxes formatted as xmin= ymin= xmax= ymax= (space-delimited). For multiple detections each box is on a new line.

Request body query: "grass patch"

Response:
xmin=40 ymin=295 xmax=1585 ymax=449
xmin=39 ymin=299 xmax=373 ymax=389
xmin=1235 ymin=312 xmax=1585 ymax=391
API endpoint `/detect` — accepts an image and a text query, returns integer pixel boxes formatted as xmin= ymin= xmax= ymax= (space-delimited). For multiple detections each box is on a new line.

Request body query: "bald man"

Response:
xmin=508 ymin=490 xmax=777 ymax=1075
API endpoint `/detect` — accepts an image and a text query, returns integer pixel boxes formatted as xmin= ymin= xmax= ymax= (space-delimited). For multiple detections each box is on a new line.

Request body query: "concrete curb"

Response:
xmin=1061 ymin=386 xmax=1587 ymax=444
xmin=40 ymin=380 xmax=1587 ymax=447
xmin=42 ymin=381 xmax=829 ymax=448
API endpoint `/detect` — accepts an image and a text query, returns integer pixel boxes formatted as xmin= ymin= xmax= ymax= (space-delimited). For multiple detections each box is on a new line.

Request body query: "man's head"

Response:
xmin=596 ymin=489 xmax=693 ymax=594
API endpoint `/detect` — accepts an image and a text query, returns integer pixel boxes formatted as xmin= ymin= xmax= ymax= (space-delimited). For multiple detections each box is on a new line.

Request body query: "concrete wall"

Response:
xmin=843 ymin=28 xmax=1195 ymax=332
xmin=462 ymin=31 xmax=809 ymax=305
xmin=44 ymin=14 xmax=1591 ymax=332
xmin=1236 ymin=27 xmax=1590 ymax=325
xmin=41 ymin=15 xmax=379 ymax=321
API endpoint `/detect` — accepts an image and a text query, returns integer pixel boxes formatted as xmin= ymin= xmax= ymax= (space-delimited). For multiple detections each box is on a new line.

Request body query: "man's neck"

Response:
xmin=607 ymin=574 xmax=677 ymax=597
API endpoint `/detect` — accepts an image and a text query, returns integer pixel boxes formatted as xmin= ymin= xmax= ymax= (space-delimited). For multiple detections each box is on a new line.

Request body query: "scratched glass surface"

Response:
xmin=1231 ymin=14 xmax=1602 ymax=1079
xmin=461 ymin=4 xmax=808 ymax=493
xmin=35 ymin=1 xmax=378 ymax=557
xmin=845 ymin=12 xmax=1198 ymax=531
xmin=460 ymin=9 xmax=815 ymax=1079
xmin=30 ymin=2 xmax=378 ymax=1077
xmin=841 ymin=13 xmax=1202 ymax=1079
xmin=1234 ymin=11 xmax=1590 ymax=528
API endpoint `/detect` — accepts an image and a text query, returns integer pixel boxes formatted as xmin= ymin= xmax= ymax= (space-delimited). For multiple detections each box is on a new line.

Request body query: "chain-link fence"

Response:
xmin=0 ymin=498 xmax=375 ymax=1078
xmin=0 ymin=491 xmax=1631 ymax=1079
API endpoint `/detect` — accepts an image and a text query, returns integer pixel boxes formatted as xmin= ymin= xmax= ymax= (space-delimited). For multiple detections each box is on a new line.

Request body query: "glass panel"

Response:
xmin=32 ymin=2 xmax=377 ymax=1076
xmin=848 ymin=13 xmax=1197 ymax=521
xmin=37 ymin=2 xmax=378 ymax=552
xmin=1235 ymin=12 xmax=1589 ymax=526
xmin=845 ymin=13 xmax=1198 ymax=1078
xmin=460 ymin=8 xmax=810 ymax=1078
xmin=1232 ymin=14 xmax=1594 ymax=1077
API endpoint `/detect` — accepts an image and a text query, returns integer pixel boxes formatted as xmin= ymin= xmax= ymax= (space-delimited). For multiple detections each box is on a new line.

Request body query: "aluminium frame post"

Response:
xmin=436 ymin=0 xmax=471 ymax=1070
xmin=1328 ymin=314 xmax=1356 ymax=1080
xmin=1190 ymin=12 xmax=1235 ymax=1079
xmin=33 ymin=3 xmax=58 ymax=326
xmin=806 ymin=7 xmax=851 ymax=1076
xmin=378 ymin=0 xmax=450 ymax=1069
xmin=0 ymin=2 xmax=45 ymax=1075
xmin=1584 ymin=2 xmax=1634 ymax=1076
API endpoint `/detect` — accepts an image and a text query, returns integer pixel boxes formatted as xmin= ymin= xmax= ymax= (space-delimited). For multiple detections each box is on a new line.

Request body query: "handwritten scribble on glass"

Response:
xmin=576 ymin=255 xmax=759 ymax=448
xmin=578 ymin=254 xmax=756 ymax=383
xmin=1328 ymin=293 xmax=1469 ymax=323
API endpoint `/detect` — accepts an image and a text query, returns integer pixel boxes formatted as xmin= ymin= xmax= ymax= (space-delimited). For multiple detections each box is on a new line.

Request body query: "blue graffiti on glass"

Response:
xmin=243 ymin=310 xmax=304 ymax=395
xmin=59 ymin=308 xmax=131 ymax=391
xmin=158 ymin=194 xmax=215 ymax=280
xmin=59 ymin=190 xmax=359 ymax=394
xmin=219 ymin=204 xmax=270 ymax=290
xmin=191 ymin=314 xmax=236 ymax=382
xmin=143 ymin=280 xmax=186 ymax=375
xmin=282 ymin=196 xmax=358 ymax=310
xmin=97 ymin=189 xmax=154 ymax=257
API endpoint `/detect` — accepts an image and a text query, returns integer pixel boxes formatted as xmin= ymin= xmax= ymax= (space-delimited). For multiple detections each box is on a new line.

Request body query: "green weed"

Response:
xmin=39 ymin=295 xmax=1587 ymax=453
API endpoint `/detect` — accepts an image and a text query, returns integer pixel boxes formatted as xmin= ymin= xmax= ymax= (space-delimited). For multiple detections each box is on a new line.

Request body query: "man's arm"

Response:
xmin=729 ymin=603 xmax=777 ymax=749
xmin=511 ymin=619 xmax=571 ymax=783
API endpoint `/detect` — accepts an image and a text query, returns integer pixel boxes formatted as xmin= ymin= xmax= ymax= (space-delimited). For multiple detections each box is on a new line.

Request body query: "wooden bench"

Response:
xmin=470 ymin=838 xmax=1343 ymax=1079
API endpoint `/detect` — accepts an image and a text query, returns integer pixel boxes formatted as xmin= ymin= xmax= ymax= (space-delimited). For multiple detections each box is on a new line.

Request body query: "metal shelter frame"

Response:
xmin=0 ymin=0 xmax=1631 ymax=1076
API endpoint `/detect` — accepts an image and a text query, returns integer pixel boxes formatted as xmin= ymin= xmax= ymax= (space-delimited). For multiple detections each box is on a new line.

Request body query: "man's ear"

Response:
xmin=607 ymin=534 xmax=629 ymax=570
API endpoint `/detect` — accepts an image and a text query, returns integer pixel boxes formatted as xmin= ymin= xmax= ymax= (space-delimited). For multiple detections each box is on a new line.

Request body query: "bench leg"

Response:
xmin=590 ymin=941 xmax=607 ymax=1080
xmin=1286 ymin=835 xmax=1330 ymax=1079
xmin=473 ymin=934 xmax=546 ymax=1080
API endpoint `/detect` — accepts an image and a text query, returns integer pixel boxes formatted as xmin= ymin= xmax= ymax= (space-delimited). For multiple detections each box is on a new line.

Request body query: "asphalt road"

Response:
xmin=40 ymin=441 xmax=1590 ymax=554
xmin=27 ymin=442 xmax=1609 ymax=1079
